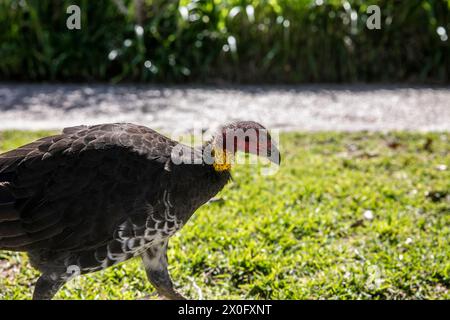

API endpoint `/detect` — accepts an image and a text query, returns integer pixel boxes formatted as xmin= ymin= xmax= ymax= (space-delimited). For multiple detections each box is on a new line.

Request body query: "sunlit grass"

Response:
xmin=0 ymin=130 xmax=449 ymax=299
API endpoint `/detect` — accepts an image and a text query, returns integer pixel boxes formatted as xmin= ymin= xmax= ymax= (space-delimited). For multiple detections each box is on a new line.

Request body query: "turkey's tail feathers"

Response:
xmin=0 ymin=181 xmax=29 ymax=251
xmin=0 ymin=180 xmax=20 ymax=227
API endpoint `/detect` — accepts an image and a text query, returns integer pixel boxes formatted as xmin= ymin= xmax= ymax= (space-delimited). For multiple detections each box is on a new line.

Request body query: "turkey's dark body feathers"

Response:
xmin=0 ymin=123 xmax=230 ymax=277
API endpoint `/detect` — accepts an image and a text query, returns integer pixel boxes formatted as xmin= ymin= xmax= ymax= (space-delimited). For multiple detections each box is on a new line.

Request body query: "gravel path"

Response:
xmin=0 ymin=84 xmax=449 ymax=132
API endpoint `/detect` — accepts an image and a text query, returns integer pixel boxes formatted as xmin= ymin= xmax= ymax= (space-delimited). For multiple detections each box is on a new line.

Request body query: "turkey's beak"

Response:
xmin=266 ymin=142 xmax=281 ymax=166
xmin=237 ymin=131 xmax=281 ymax=166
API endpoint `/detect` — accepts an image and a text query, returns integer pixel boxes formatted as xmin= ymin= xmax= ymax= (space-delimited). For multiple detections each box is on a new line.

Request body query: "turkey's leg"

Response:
xmin=141 ymin=240 xmax=186 ymax=300
xmin=32 ymin=274 xmax=66 ymax=300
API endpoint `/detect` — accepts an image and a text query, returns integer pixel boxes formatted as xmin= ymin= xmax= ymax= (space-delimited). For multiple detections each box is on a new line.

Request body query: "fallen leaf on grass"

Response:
xmin=425 ymin=190 xmax=448 ymax=202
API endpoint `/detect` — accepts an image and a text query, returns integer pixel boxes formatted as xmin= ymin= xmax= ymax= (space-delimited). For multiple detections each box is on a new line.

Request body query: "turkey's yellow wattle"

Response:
xmin=212 ymin=148 xmax=233 ymax=172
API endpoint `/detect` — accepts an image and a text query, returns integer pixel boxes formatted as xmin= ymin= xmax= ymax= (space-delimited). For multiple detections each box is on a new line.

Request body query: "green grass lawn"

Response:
xmin=0 ymin=130 xmax=449 ymax=299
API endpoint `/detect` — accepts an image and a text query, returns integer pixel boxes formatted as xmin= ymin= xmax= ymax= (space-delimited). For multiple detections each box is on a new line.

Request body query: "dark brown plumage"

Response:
xmin=0 ymin=121 xmax=279 ymax=299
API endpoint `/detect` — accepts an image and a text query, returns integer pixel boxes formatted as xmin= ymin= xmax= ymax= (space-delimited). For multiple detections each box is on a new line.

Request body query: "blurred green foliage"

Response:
xmin=0 ymin=0 xmax=449 ymax=83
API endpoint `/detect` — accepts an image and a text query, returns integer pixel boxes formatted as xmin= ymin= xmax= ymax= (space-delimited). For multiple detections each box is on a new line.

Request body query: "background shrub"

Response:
xmin=0 ymin=0 xmax=448 ymax=83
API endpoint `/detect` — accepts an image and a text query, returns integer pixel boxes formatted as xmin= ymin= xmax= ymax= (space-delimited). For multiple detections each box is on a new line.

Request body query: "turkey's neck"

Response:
xmin=213 ymin=149 xmax=233 ymax=172
xmin=203 ymin=140 xmax=234 ymax=172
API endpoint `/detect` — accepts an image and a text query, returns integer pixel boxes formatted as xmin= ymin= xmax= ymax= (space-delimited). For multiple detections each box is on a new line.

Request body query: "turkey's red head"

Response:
xmin=214 ymin=121 xmax=281 ymax=165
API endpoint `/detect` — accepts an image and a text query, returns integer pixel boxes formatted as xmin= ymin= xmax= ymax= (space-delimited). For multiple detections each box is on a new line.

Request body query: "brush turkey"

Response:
xmin=0 ymin=121 xmax=280 ymax=299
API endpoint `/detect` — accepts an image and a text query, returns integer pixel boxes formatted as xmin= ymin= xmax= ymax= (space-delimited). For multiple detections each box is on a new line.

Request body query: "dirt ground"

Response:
xmin=0 ymin=84 xmax=449 ymax=132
